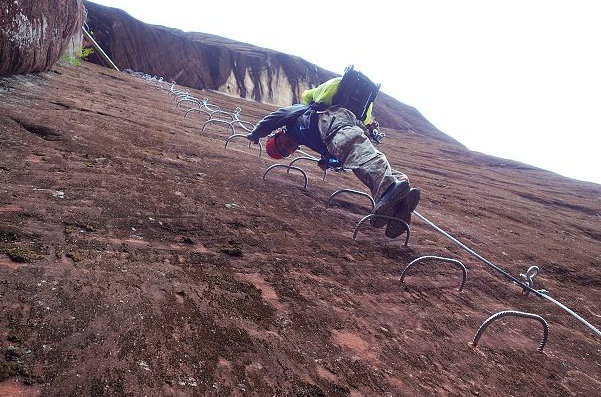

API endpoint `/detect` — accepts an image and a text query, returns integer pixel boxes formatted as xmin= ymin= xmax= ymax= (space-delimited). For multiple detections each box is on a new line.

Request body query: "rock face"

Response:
xmin=83 ymin=1 xmax=460 ymax=146
xmin=1 ymin=61 xmax=600 ymax=397
xmin=0 ymin=0 xmax=85 ymax=75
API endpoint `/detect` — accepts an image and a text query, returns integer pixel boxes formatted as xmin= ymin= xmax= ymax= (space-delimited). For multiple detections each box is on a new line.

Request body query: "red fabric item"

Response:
xmin=266 ymin=135 xmax=284 ymax=159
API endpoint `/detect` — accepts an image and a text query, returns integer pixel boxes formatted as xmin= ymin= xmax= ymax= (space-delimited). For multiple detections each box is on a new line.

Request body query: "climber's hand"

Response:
xmin=246 ymin=133 xmax=260 ymax=144
xmin=317 ymin=158 xmax=328 ymax=171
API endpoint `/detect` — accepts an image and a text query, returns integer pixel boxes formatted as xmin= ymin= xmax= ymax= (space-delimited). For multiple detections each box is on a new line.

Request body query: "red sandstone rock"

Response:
xmin=0 ymin=61 xmax=600 ymax=396
xmin=0 ymin=0 xmax=85 ymax=75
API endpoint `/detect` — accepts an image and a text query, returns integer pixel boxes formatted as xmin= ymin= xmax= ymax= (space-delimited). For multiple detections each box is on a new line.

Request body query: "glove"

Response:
xmin=245 ymin=133 xmax=260 ymax=144
xmin=328 ymin=158 xmax=342 ymax=168
xmin=317 ymin=158 xmax=328 ymax=171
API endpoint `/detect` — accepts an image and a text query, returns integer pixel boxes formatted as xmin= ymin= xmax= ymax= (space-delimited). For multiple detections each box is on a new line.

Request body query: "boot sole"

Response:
xmin=385 ymin=188 xmax=420 ymax=238
xmin=370 ymin=181 xmax=410 ymax=228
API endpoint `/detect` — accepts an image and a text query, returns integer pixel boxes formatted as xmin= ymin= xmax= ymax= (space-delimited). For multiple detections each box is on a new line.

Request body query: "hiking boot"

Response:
xmin=385 ymin=188 xmax=420 ymax=239
xmin=370 ymin=181 xmax=410 ymax=228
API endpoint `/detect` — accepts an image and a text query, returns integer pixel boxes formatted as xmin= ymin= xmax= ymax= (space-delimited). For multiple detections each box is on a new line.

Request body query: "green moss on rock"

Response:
xmin=220 ymin=241 xmax=243 ymax=256
xmin=0 ymin=361 xmax=19 ymax=381
xmin=0 ymin=247 xmax=42 ymax=262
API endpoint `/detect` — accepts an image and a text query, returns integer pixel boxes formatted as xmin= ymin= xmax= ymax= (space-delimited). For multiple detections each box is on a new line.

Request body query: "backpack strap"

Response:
xmin=306 ymin=102 xmax=328 ymax=135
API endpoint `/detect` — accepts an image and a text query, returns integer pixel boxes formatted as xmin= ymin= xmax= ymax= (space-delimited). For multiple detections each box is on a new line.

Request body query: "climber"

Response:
xmin=245 ymin=68 xmax=420 ymax=239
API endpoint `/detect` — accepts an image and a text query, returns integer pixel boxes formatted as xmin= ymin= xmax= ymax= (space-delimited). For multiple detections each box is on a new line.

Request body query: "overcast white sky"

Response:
xmin=90 ymin=0 xmax=601 ymax=185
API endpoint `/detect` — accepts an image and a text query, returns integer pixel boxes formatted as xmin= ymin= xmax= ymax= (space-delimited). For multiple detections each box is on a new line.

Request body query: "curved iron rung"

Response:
xmin=263 ymin=164 xmax=308 ymax=190
xmin=412 ymin=211 xmax=601 ymax=340
xmin=400 ymin=255 xmax=467 ymax=291
xmin=287 ymin=156 xmax=350 ymax=181
xmin=288 ymin=156 xmax=319 ymax=168
xmin=174 ymin=91 xmax=191 ymax=99
xmin=173 ymin=91 xmax=191 ymax=99
xmin=354 ymin=214 xmax=410 ymax=246
xmin=184 ymin=107 xmax=211 ymax=119
xmin=224 ymin=134 xmax=262 ymax=157
xmin=472 ymin=310 xmax=549 ymax=352
xmin=232 ymin=120 xmax=255 ymax=133
xmin=201 ymin=99 xmax=221 ymax=113
xmin=176 ymin=96 xmax=199 ymax=106
xmin=201 ymin=119 xmax=235 ymax=135
xmin=209 ymin=109 xmax=236 ymax=120
xmin=295 ymin=149 xmax=320 ymax=160
xmin=287 ymin=156 xmax=327 ymax=181
xmin=172 ymin=92 xmax=190 ymax=101
xmin=326 ymin=189 xmax=375 ymax=211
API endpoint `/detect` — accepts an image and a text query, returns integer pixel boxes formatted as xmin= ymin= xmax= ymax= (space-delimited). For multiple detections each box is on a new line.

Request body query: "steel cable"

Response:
xmin=413 ymin=210 xmax=601 ymax=340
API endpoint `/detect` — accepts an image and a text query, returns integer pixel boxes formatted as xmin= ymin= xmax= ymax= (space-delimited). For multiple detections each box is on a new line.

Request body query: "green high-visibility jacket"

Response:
xmin=301 ymin=77 xmax=374 ymax=124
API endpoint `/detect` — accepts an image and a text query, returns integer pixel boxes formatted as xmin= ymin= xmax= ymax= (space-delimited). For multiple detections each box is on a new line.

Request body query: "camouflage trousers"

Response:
xmin=317 ymin=106 xmax=408 ymax=200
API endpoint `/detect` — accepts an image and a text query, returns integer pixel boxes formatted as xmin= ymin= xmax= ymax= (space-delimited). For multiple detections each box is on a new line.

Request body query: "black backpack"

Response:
xmin=332 ymin=65 xmax=381 ymax=121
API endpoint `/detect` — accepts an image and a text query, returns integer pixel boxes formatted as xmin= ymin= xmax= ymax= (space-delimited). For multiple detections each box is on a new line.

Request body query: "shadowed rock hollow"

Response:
xmin=0 ymin=60 xmax=600 ymax=396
